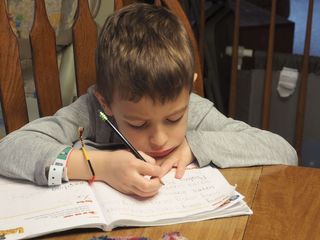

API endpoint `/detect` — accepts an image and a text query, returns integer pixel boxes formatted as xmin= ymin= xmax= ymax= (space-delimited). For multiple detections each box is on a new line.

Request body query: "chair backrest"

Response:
xmin=0 ymin=0 xmax=204 ymax=135
xmin=0 ymin=0 xmax=97 ymax=134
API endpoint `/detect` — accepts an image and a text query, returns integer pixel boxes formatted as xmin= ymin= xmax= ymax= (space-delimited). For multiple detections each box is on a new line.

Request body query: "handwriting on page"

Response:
xmin=93 ymin=167 xmax=235 ymax=223
xmin=0 ymin=179 xmax=108 ymax=240
xmin=0 ymin=180 xmax=99 ymax=221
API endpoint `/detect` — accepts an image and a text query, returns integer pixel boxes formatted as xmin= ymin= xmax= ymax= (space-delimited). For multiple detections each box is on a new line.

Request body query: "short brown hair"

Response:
xmin=96 ymin=3 xmax=194 ymax=104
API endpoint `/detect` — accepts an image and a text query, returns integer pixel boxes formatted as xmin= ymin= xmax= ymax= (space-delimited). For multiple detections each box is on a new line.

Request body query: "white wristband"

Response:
xmin=48 ymin=147 xmax=73 ymax=186
xmin=48 ymin=165 xmax=64 ymax=186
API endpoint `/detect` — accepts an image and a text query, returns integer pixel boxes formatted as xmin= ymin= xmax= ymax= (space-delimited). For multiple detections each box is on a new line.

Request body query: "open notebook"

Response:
xmin=0 ymin=165 xmax=252 ymax=240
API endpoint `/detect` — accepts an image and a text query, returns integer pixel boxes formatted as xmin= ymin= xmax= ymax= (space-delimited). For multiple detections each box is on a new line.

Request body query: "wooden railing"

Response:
xmin=228 ymin=0 xmax=315 ymax=164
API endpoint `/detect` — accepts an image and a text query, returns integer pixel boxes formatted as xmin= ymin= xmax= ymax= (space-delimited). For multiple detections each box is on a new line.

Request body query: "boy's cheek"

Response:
xmin=123 ymin=130 xmax=146 ymax=149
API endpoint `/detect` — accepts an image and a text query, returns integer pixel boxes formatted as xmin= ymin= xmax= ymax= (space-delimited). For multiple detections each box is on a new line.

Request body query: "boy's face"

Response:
xmin=100 ymin=88 xmax=190 ymax=159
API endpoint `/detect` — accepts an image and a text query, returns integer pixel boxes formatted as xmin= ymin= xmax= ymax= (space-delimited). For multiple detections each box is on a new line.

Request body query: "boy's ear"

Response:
xmin=193 ymin=73 xmax=198 ymax=83
xmin=94 ymin=90 xmax=113 ymax=116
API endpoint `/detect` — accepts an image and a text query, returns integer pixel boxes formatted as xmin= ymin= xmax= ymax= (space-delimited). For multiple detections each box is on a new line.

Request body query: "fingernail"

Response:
xmin=159 ymin=178 xmax=165 ymax=185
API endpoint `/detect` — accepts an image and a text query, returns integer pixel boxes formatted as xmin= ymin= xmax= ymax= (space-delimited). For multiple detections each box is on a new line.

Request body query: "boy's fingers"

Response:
xmin=131 ymin=173 xmax=162 ymax=196
xmin=159 ymin=158 xmax=176 ymax=177
xmin=139 ymin=151 xmax=156 ymax=165
xmin=137 ymin=161 xmax=161 ymax=177
xmin=120 ymin=181 xmax=159 ymax=198
xmin=175 ymin=161 xmax=187 ymax=179
xmin=132 ymin=184 xmax=160 ymax=197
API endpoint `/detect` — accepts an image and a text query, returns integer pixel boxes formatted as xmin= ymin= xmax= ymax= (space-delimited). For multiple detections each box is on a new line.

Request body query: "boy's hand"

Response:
xmin=156 ymin=138 xmax=195 ymax=179
xmin=98 ymin=150 xmax=162 ymax=197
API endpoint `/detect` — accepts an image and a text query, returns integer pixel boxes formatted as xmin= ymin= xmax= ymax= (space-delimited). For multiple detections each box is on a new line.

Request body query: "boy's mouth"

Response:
xmin=147 ymin=147 xmax=176 ymax=158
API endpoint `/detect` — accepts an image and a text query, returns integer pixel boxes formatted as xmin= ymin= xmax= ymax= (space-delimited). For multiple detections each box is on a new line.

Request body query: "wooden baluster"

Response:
xmin=161 ymin=0 xmax=204 ymax=97
xmin=228 ymin=0 xmax=240 ymax=118
xmin=295 ymin=0 xmax=314 ymax=163
xmin=154 ymin=0 xmax=162 ymax=7
xmin=199 ymin=0 xmax=205 ymax=72
xmin=114 ymin=0 xmax=136 ymax=10
xmin=0 ymin=0 xmax=28 ymax=133
xmin=261 ymin=0 xmax=277 ymax=130
xmin=114 ymin=0 xmax=124 ymax=11
xmin=30 ymin=0 xmax=62 ymax=117
xmin=73 ymin=0 xmax=98 ymax=96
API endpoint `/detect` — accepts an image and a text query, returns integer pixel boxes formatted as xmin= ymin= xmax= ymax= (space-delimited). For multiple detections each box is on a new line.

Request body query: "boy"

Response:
xmin=0 ymin=3 xmax=297 ymax=197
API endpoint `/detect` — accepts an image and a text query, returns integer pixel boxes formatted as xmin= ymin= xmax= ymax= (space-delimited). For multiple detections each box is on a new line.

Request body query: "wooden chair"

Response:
xmin=0 ymin=0 xmax=204 ymax=135
xmin=228 ymin=0 xmax=315 ymax=165
xmin=0 ymin=0 xmax=97 ymax=134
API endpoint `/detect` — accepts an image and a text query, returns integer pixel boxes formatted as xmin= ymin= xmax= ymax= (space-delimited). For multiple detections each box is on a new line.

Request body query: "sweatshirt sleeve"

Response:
xmin=0 ymin=94 xmax=90 ymax=185
xmin=186 ymin=94 xmax=298 ymax=168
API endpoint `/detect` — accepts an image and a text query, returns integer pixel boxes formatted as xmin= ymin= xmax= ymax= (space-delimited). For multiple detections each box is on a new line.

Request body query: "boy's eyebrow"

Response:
xmin=123 ymin=105 xmax=188 ymax=121
xmin=165 ymin=105 xmax=188 ymax=118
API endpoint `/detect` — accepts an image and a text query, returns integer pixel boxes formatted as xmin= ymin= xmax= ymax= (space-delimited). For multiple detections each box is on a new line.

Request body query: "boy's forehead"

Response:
xmin=111 ymin=89 xmax=190 ymax=116
xmin=112 ymin=87 xmax=190 ymax=105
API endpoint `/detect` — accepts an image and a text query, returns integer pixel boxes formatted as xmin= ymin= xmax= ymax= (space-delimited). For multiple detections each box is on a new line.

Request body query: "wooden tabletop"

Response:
xmin=243 ymin=165 xmax=320 ymax=240
xmin=41 ymin=165 xmax=320 ymax=240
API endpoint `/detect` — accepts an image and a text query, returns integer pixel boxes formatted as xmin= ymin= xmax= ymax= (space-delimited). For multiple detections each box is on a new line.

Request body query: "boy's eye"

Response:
xmin=128 ymin=122 xmax=147 ymax=129
xmin=167 ymin=115 xmax=183 ymax=123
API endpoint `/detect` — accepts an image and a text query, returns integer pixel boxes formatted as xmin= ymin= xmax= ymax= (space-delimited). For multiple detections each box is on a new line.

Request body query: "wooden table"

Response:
xmin=41 ymin=165 xmax=320 ymax=240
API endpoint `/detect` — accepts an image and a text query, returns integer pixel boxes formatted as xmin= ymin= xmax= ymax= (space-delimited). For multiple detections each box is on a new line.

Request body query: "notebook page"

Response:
xmin=0 ymin=179 xmax=105 ymax=240
xmin=93 ymin=166 xmax=235 ymax=228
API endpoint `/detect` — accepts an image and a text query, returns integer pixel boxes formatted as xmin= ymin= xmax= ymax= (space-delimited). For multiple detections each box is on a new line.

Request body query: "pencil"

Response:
xmin=98 ymin=110 xmax=165 ymax=185
xmin=79 ymin=127 xmax=96 ymax=184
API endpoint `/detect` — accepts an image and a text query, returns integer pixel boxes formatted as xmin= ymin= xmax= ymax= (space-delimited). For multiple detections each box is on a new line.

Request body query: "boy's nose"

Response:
xmin=149 ymin=128 xmax=168 ymax=150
